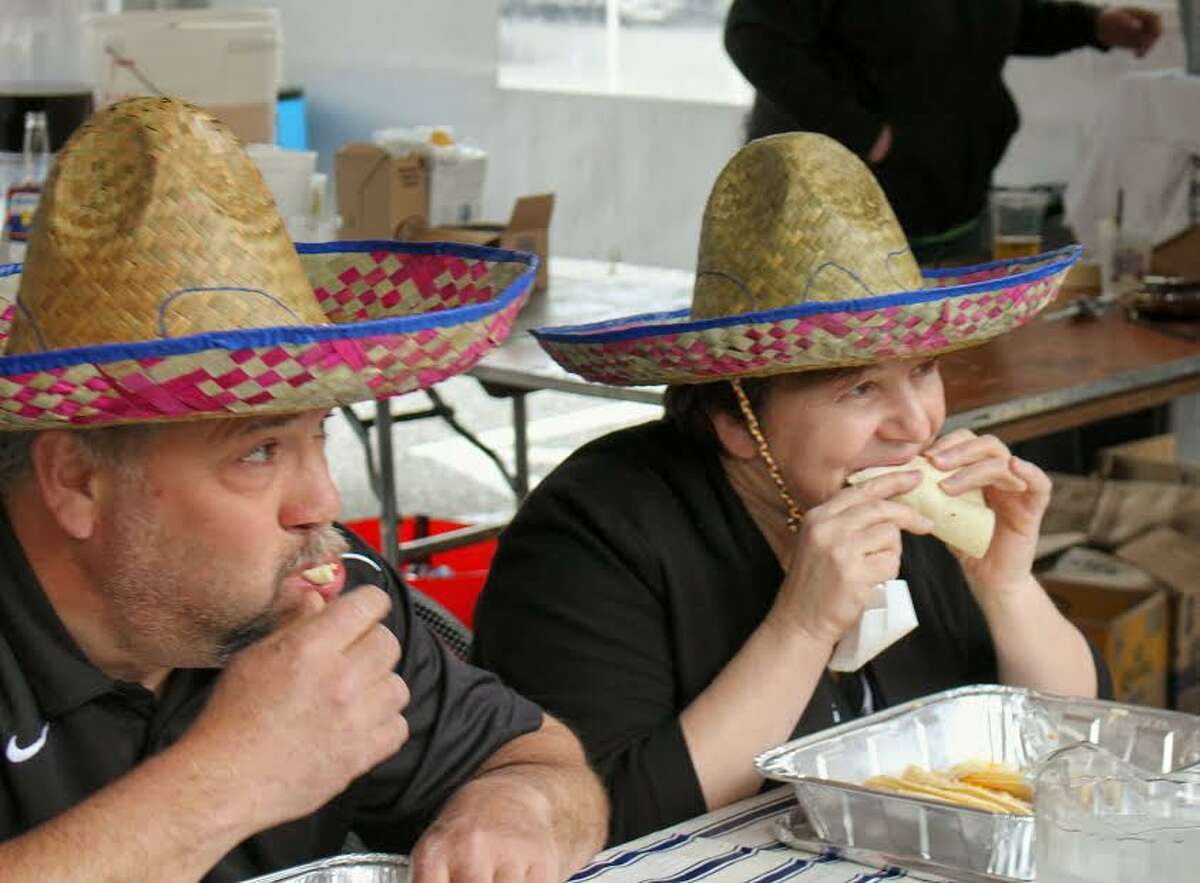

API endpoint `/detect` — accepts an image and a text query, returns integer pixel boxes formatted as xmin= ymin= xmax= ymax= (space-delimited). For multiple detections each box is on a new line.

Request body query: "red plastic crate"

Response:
xmin=344 ymin=516 xmax=496 ymax=630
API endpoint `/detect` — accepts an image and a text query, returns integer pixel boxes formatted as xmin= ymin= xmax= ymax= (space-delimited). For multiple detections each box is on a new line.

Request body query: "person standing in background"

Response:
xmin=725 ymin=1 xmax=1161 ymax=264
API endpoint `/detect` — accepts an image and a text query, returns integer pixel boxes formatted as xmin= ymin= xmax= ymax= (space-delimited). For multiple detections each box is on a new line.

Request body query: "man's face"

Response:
xmin=88 ymin=409 xmax=348 ymax=669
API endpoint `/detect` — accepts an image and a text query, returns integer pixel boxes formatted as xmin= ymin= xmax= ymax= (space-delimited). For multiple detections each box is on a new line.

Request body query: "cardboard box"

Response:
xmin=83 ymin=9 xmax=280 ymax=143
xmin=1097 ymin=434 xmax=1200 ymax=486
xmin=1150 ymin=226 xmax=1200 ymax=280
xmin=1044 ymin=472 xmax=1103 ymax=534
xmin=1087 ymin=478 xmax=1200 ymax=549
xmin=1043 ymin=545 xmax=1156 ymax=591
xmin=1117 ymin=526 xmax=1200 ymax=712
xmin=1041 ymin=574 xmax=1169 ymax=708
xmin=335 ymin=144 xmax=427 ymax=242
xmin=415 ymin=193 xmax=555 ymax=292
xmin=209 ymin=101 xmax=274 ymax=146
xmin=335 ymin=143 xmax=553 ymax=290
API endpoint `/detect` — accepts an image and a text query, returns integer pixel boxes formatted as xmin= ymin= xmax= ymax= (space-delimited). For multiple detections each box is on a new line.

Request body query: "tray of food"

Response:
xmin=754 ymin=685 xmax=1200 ymax=881
xmin=244 ymin=853 xmax=409 ymax=882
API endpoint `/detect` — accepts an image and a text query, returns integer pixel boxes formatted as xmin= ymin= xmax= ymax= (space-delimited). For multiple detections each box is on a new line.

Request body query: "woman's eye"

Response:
xmin=845 ymin=381 xmax=875 ymax=399
xmin=240 ymin=442 xmax=277 ymax=465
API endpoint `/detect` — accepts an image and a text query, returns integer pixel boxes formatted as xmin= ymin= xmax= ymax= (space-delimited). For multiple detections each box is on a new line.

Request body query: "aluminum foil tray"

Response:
xmin=754 ymin=685 xmax=1200 ymax=881
xmin=244 ymin=853 xmax=409 ymax=882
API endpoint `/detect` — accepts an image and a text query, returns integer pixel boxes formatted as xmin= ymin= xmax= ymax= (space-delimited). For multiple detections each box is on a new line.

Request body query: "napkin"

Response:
xmin=828 ymin=579 xmax=918 ymax=672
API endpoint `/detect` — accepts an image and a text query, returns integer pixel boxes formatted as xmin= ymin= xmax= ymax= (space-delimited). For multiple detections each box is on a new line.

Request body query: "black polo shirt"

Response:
xmin=0 ymin=508 xmax=542 ymax=881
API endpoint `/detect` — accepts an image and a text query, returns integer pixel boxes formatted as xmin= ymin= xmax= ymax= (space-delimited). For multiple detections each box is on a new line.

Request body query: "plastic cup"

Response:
xmin=991 ymin=190 xmax=1049 ymax=261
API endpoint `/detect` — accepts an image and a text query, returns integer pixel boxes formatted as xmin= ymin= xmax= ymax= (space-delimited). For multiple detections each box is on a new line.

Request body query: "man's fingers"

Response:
xmin=294 ymin=584 xmax=392 ymax=652
xmin=411 ymin=847 xmax=451 ymax=883
xmin=344 ymin=620 xmax=403 ymax=682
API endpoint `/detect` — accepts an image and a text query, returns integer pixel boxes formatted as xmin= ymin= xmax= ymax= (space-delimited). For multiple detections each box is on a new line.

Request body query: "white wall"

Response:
xmin=221 ymin=0 xmax=1186 ymax=269
xmin=217 ymin=0 xmax=740 ymax=269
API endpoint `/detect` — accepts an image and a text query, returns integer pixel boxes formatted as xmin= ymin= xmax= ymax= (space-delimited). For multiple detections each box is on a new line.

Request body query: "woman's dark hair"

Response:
xmin=663 ymin=367 xmax=861 ymax=455
xmin=663 ymin=377 xmax=773 ymax=454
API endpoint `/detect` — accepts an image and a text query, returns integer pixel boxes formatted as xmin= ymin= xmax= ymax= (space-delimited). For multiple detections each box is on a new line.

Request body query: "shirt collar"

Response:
xmin=0 ymin=503 xmax=116 ymax=717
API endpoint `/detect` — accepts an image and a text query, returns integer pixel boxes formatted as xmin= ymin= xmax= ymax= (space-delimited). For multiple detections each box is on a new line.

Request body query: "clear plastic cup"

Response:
xmin=991 ymin=190 xmax=1050 ymax=261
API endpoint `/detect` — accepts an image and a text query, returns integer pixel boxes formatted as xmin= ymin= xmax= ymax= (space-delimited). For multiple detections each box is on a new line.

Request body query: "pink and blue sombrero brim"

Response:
xmin=0 ymin=240 xmax=535 ymax=429
xmin=532 ymin=246 xmax=1082 ymax=386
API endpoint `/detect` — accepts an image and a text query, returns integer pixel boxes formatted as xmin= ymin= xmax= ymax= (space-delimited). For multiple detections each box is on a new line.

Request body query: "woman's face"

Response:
xmin=753 ymin=357 xmax=946 ymax=509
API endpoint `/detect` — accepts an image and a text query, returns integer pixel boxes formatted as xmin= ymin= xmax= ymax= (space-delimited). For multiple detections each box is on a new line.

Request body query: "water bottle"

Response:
xmin=2 ymin=111 xmax=50 ymax=263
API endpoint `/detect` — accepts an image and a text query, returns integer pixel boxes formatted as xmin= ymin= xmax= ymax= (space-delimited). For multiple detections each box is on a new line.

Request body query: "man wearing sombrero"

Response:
xmin=0 ymin=98 xmax=606 ymax=881
xmin=473 ymin=133 xmax=1109 ymax=845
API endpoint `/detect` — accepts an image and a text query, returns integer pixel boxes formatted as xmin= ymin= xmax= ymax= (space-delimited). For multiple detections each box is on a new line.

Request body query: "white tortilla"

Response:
xmin=846 ymin=456 xmax=996 ymax=559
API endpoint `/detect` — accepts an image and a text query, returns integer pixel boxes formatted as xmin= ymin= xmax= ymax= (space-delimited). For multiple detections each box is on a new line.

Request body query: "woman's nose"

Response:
xmin=884 ymin=391 xmax=934 ymax=443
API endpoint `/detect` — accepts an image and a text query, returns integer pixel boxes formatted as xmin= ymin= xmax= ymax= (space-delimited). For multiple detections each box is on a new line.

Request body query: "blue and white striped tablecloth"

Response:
xmin=569 ymin=789 xmax=910 ymax=883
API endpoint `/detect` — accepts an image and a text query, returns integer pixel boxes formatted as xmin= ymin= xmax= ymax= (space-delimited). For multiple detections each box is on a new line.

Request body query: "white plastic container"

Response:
xmin=245 ymin=143 xmax=318 ymax=227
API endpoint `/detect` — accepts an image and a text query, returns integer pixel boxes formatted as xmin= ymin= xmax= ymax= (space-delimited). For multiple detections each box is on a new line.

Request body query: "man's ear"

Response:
xmin=31 ymin=432 xmax=101 ymax=540
xmin=711 ymin=410 xmax=759 ymax=461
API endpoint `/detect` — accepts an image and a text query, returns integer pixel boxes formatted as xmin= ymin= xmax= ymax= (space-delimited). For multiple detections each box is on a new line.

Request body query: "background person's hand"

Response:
xmin=767 ymin=470 xmax=933 ymax=649
xmin=1096 ymin=6 xmax=1162 ymax=58
xmin=924 ymin=429 xmax=1050 ymax=599
xmin=868 ymin=123 xmax=893 ymax=165
xmin=180 ymin=585 xmax=410 ymax=832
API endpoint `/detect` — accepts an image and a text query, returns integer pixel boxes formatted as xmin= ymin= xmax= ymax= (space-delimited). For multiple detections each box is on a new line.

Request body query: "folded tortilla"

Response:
xmin=846 ymin=456 xmax=995 ymax=559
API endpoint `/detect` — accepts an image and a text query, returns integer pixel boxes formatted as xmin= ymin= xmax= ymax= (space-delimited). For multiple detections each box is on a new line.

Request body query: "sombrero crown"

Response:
xmin=0 ymin=97 xmax=535 ymax=429
xmin=533 ymin=132 xmax=1079 ymax=386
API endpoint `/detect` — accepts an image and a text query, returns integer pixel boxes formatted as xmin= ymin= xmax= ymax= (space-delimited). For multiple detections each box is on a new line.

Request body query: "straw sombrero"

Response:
xmin=0 ymin=96 xmax=534 ymax=430
xmin=532 ymin=133 xmax=1080 ymax=386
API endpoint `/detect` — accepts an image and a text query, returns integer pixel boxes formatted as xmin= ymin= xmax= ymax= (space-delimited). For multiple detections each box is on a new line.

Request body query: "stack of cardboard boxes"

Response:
xmin=335 ymin=143 xmax=554 ymax=291
xmin=1038 ymin=437 xmax=1200 ymax=711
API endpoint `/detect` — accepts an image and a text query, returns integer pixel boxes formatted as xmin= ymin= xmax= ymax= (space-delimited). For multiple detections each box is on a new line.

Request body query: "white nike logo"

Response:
xmin=6 ymin=723 xmax=49 ymax=763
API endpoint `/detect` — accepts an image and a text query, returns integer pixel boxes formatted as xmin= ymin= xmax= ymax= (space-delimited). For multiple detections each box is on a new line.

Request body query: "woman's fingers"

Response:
xmin=1010 ymin=455 xmax=1052 ymax=499
xmin=824 ymin=469 xmax=922 ymax=516
xmin=939 ymin=457 xmax=1027 ymax=496
xmin=925 ymin=432 xmax=1008 ymax=471
xmin=924 ymin=428 xmax=976 ymax=456
xmin=837 ymin=498 xmax=934 ymax=535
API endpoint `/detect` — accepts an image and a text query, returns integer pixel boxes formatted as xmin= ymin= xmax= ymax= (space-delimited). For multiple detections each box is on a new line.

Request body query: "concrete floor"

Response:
xmin=327 ymin=374 xmax=661 ymax=528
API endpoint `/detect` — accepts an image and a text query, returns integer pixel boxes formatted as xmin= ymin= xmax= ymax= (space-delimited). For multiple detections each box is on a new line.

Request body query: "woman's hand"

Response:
xmin=767 ymin=470 xmax=933 ymax=649
xmin=924 ymin=429 xmax=1050 ymax=599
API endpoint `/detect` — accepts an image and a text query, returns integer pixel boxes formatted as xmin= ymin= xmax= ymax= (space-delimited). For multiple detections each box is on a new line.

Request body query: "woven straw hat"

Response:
xmin=533 ymin=132 xmax=1079 ymax=386
xmin=0 ymin=97 xmax=535 ymax=429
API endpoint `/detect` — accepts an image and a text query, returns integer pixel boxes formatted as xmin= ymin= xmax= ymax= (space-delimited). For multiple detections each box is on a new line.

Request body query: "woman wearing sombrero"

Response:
xmin=472 ymin=133 xmax=1108 ymax=845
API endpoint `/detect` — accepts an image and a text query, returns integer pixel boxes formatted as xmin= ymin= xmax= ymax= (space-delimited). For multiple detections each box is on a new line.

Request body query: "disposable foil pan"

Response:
xmin=244 ymin=853 xmax=409 ymax=882
xmin=754 ymin=685 xmax=1200 ymax=881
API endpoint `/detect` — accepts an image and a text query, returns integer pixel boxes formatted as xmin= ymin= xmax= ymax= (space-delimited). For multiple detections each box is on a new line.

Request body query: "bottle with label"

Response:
xmin=2 ymin=111 xmax=50 ymax=264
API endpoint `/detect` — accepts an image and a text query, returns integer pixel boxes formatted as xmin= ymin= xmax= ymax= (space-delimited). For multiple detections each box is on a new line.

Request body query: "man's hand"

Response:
xmin=411 ymin=716 xmax=607 ymax=883
xmin=181 ymin=586 xmax=410 ymax=832
xmin=1096 ymin=7 xmax=1162 ymax=58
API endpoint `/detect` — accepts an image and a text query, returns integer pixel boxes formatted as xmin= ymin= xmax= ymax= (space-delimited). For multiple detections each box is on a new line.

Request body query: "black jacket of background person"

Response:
xmin=725 ymin=0 xmax=1105 ymax=238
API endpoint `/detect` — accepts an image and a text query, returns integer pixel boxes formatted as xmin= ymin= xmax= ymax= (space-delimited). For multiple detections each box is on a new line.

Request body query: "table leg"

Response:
xmin=376 ymin=399 xmax=400 ymax=566
xmin=513 ymin=391 xmax=529 ymax=499
xmin=1171 ymin=392 xmax=1200 ymax=462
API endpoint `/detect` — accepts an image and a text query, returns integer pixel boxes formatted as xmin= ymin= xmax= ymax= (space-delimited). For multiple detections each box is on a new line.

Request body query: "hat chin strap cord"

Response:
xmin=730 ymin=378 xmax=804 ymax=534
